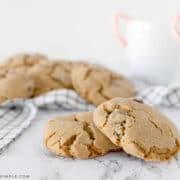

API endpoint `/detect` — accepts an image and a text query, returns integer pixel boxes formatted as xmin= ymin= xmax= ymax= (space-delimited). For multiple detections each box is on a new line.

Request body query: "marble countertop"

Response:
xmin=0 ymin=108 xmax=180 ymax=180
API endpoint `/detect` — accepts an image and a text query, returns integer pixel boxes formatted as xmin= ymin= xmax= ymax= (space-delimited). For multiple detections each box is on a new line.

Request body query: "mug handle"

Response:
xmin=172 ymin=14 xmax=180 ymax=43
xmin=112 ymin=13 xmax=132 ymax=47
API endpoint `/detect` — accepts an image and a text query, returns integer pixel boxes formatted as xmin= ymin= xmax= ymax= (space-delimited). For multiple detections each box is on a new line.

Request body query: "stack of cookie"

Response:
xmin=0 ymin=53 xmax=135 ymax=104
xmin=44 ymin=98 xmax=180 ymax=161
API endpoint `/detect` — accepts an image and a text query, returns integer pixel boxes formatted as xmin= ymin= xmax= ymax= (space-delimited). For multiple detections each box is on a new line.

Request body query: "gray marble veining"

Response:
xmin=0 ymin=109 xmax=179 ymax=180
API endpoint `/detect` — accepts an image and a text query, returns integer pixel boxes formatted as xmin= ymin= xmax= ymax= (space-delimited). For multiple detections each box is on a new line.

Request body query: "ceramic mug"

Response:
xmin=113 ymin=13 xmax=180 ymax=85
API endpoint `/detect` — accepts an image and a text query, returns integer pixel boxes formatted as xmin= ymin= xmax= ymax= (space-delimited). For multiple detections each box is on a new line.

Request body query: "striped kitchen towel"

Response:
xmin=0 ymin=81 xmax=180 ymax=152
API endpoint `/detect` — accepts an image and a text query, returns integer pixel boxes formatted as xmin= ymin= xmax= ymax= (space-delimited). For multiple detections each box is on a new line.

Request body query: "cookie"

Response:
xmin=93 ymin=98 xmax=180 ymax=160
xmin=44 ymin=112 xmax=119 ymax=158
xmin=0 ymin=70 xmax=34 ymax=102
xmin=0 ymin=53 xmax=47 ymax=70
xmin=71 ymin=63 xmax=135 ymax=105
xmin=28 ymin=60 xmax=73 ymax=96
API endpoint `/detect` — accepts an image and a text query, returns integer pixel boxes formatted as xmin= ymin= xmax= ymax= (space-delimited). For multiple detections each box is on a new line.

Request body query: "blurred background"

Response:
xmin=0 ymin=2 xmax=180 ymax=178
xmin=0 ymin=0 xmax=179 ymax=72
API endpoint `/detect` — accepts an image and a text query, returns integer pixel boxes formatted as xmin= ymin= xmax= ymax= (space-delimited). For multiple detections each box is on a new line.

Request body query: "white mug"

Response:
xmin=113 ymin=13 xmax=180 ymax=85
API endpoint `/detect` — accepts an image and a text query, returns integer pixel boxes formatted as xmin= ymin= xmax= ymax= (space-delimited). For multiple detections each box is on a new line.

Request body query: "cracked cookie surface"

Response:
xmin=44 ymin=112 xmax=119 ymax=158
xmin=28 ymin=60 xmax=73 ymax=96
xmin=0 ymin=53 xmax=47 ymax=70
xmin=93 ymin=98 xmax=180 ymax=161
xmin=71 ymin=63 xmax=134 ymax=105
xmin=0 ymin=54 xmax=75 ymax=99
xmin=0 ymin=70 xmax=34 ymax=102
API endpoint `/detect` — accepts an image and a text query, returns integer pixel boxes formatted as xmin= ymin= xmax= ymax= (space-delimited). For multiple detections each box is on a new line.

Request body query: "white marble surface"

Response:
xmin=0 ymin=108 xmax=180 ymax=180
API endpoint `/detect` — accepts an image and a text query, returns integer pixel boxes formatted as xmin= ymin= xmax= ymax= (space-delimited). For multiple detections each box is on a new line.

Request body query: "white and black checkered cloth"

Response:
xmin=0 ymin=81 xmax=180 ymax=152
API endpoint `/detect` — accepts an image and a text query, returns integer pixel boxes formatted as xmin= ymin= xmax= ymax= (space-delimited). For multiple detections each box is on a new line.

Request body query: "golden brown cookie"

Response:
xmin=44 ymin=112 xmax=119 ymax=159
xmin=71 ymin=63 xmax=135 ymax=105
xmin=28 ymin=60 xmax=73 ymax=96
xmin=93 ymin=98 xmax=180 ymax=161
xmin=0 ymin=53 xmax=47 ymax=70
xmin=0 ymin=70 xmax=34 ymax=102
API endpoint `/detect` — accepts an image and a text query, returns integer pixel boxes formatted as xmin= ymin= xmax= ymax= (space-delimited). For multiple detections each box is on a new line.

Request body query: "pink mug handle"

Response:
xmin=112 ymin=13 xmax=132 ymax=47
xmin=172 ymin=14 xmax=180 ymax=43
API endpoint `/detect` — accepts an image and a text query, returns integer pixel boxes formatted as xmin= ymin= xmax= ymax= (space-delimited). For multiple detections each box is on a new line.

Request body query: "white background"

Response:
xmin=0 ymin=0 xmax=179 ymax=71
xmin=0 ymin=2 xmax=180 ymax=179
